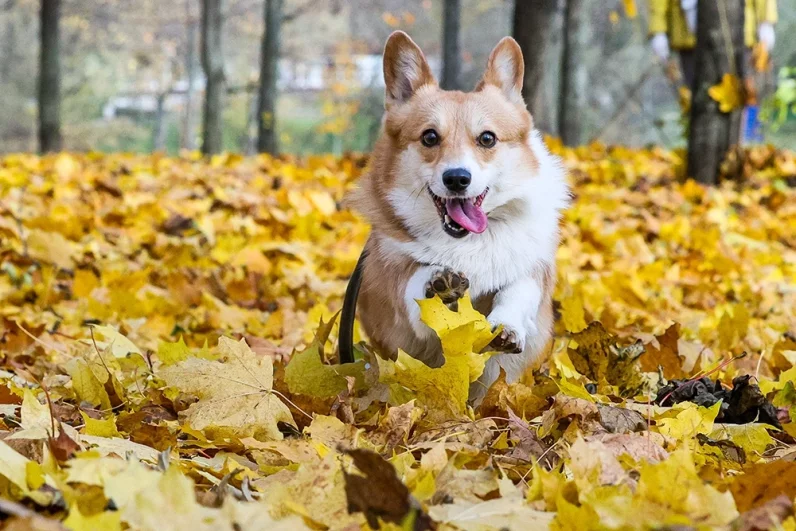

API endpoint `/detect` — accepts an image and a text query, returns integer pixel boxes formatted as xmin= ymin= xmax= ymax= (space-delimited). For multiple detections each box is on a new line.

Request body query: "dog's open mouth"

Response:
xmin=430 ymin=188 xmax=489 ymax=238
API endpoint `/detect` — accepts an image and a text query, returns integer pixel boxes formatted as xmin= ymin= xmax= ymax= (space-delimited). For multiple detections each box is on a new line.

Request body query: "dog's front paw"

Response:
xmin=425 ymin=268 xmax=469 ymax=310
xmin=488 ymin=325 xmax=525 ymax=354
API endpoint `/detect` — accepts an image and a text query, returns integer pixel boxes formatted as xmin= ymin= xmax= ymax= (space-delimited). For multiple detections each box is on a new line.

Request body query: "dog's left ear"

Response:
xmin=476 ymin=37 xmax=524 ymax=105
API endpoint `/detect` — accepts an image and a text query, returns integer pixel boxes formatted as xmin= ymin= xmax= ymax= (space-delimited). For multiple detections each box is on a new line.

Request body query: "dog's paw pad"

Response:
xmin=425 ymin=269 xmax=469 ymax=308
xmin=489 ymin=326 xmax=524 ymax=354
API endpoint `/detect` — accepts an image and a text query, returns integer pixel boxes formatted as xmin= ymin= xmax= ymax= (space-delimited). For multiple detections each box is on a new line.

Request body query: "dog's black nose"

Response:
xmin=442 ymin=168 xmax=471 ymax=192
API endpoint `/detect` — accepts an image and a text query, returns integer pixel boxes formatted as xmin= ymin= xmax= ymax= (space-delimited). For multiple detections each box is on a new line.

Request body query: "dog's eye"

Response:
xmin=477 ymin=131 xmax=497 ymax=148
xmin=421 ymin=129 xmax=440 ymax=147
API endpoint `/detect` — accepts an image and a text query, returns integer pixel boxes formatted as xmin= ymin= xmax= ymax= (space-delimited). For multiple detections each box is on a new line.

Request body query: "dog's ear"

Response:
xmin=383 ymin=31 xmax=436 ymax=108
xmin=476 ymin=37 xmax=524 ymax=105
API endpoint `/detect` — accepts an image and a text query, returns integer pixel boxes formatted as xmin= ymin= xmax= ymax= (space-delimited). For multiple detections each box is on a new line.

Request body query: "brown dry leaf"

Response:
xmin=729 ymin=460 xmax=796 ymax=513
xmin=596 ymin=404 xmax=647 ymax=433
xmin=639 ymin=323 xmax=687 ymax=379
xmin=587 ymin=433 xmax=668 ymax=463
xmin=568 ymin=322 xmax=646 ymax=395
xmin=343 ymin=448 xmax=430 ymax=529
xmin=734 ymin=495 xmax=793 ymax=531
xmin=365 ymin=402 xmax=422 ymax=454
xmin=507 ymin=408 xmax=554 ymax=466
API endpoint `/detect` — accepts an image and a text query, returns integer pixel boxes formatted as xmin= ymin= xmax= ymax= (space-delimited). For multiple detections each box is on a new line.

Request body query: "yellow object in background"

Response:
xmin=648 ymin=0 xmax=778 ymax=50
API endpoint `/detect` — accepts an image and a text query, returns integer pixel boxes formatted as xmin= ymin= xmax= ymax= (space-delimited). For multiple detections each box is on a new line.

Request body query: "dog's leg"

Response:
xmin=467 ymin=276 xmax=545 ymax=404
xmin=486 ymin=275 xmax=542 ymax=354
xmin=403 ymin=266 xmax=469 ymax=338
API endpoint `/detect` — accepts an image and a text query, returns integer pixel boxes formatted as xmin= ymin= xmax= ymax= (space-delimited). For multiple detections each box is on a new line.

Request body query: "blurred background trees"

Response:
xmin=1 ymin=0 xmax=794 ymax=176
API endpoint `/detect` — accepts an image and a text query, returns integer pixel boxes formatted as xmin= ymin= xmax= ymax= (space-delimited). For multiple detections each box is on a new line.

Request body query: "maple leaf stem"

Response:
xmin=15 ymin=321 xmax=68 ymax=354
xmin=269 ymin=389 xmax=313 ymax=421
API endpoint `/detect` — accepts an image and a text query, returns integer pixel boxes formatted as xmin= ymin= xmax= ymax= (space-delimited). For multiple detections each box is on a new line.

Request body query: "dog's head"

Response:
xmin=368 ymin=31 xmax=540 ymax=240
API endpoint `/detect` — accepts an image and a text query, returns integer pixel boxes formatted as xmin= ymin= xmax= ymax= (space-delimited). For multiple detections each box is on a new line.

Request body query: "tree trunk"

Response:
xmin=687 ymin=0 xmax=745 ymax=185
xmin=153 ymin=92 xmax=167 ymax=151
xmin=512 ymin=0 xmax=560 ymax=133
xmin=441 ymin=0 xmax=461 ymax=91
xmin=201 ymin=0 xmax=225 ymax=155
xmin=182 ymin=1 xmax=199 ymax=151
xmin=39 ymin=0 xmax=62 ymax=153
xmin=245 ymin=88 xmax=258 ymax=155
xmin=257 ymin=0 xmax=282 ymax=154
xmin=1 ymin=19 xmax=14 ymax=85
xmin=558 ymin=0 xmax=589 ymax=146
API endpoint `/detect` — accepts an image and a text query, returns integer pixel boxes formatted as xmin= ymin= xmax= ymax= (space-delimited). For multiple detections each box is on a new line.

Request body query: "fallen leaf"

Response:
xmin=729 ymin=460 xmax=796 ymax=513
xmin=343 ymin=448 xmax=430 ymax=530
xmin=158 ymin=337 xmax=295 ymax=441
xmin=285 ymin=315 xmax=364 ymax=398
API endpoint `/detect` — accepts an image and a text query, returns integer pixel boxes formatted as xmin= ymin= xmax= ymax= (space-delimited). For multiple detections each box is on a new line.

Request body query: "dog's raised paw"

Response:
xmin=425 ymin=268 xmax=469 ymax=310
xmin=489 ymin=326 xmax=524 ymax=354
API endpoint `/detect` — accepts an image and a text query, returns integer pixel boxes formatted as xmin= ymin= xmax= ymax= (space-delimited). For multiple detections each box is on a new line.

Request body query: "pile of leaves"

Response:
xmin=0 ymin=144 xmax=793 ymax=530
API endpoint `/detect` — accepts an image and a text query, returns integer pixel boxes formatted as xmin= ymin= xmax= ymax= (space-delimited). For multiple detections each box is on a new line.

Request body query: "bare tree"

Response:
xmin=687 ymin=0 xmax=745 ymax=184
xmin=558 ymin=0 xmax=589 ymax=146
xmin=257 ymin=0 xmax=282 ymax=154
xmin=39 ymin=0 xmax=62 ymax=153
xmin=182 ymin=1 xmax=199 ymax=151
xmin=512 ymin=0 xmax=560 ymax=134
xmin=153 ymin=91 xmax=168 ymax=151
xmin=441 ymin=0 xmax=461 ymax=90
xmin=201 ymin=0 xmax=225 ymax=155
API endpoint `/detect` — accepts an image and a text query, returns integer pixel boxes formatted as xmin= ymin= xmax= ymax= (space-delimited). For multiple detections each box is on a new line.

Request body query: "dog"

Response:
xmin=339 ymin=31 xmax=570 ymax=402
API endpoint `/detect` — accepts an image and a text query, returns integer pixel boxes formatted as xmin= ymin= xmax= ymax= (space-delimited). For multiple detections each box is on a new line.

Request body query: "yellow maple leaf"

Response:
xmin=708 ymin=74 xmax=744 ymax=113
xmin=0 ymin=442 xmax=53 ymax=505
xmin=417 ymin=294 xmax=498 ymax=378
xmin=622 ymin=0 xmax=637 ymax=19
xmin=158 ymin=337 xmax=295 ymax=441
xmin=285 ymin=317 xmax=365 ymax=398
xmin=376 ymin=295 xmax=499 ymax=422
xmin=710 ymin=423 xmax=775 ymax=458
xmin=63 ymin=506 xmax=121 ymax=531
xmin=656 ymin=401 xmax=721 ymax=442
xmin=26 ymin=228 xmax=76 ymax=270
xmin=80 ymin=412 xmax=121 ymax=439
xmin=377 ymin=349 xmax=471 ymax=423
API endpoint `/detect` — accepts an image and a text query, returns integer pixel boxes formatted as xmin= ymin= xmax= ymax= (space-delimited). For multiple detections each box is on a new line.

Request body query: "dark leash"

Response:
xmin=338 ymin=247 xmax=368 ymax=364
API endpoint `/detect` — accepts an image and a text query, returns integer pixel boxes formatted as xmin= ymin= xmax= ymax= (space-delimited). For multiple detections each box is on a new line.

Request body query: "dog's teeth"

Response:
xmin=444 ymin=214 xmax=451 ymax=223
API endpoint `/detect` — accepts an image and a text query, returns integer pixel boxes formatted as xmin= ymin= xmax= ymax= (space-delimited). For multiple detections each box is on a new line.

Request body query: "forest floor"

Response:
xmin=0 ymin=143 xmax=794 ymax=530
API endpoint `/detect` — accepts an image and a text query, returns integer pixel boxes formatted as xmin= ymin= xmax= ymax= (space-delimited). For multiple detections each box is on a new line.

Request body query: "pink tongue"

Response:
xmin=446 ymin=199 xmax=488 ymax=234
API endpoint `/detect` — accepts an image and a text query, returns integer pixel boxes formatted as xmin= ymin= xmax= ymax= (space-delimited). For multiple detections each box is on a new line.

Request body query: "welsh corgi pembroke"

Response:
xmin=340 ymin=31 xmax=570 ymax=401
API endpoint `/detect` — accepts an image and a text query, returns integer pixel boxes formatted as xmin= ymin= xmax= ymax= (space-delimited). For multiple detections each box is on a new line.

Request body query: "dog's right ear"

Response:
xmin=383 ymin=31 xmax=436 ymax=108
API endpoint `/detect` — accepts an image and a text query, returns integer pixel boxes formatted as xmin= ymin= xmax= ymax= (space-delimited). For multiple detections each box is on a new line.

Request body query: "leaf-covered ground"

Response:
xmin=0 ymin=144 xmax=794 ymax=530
